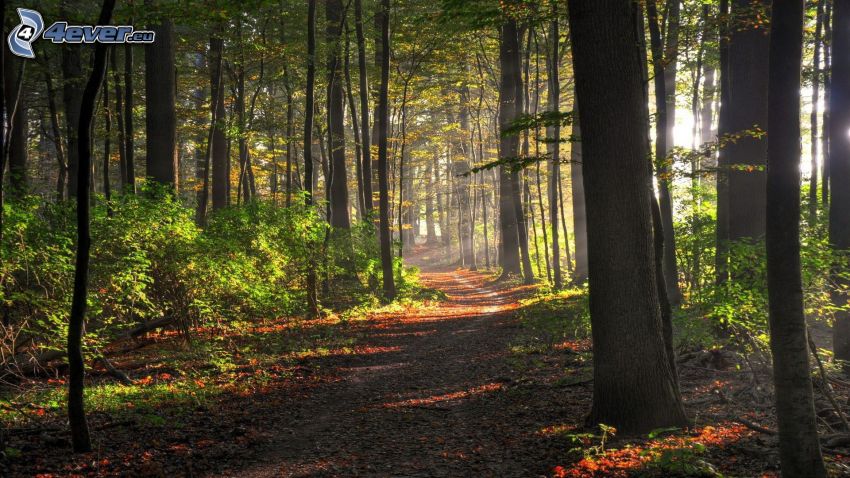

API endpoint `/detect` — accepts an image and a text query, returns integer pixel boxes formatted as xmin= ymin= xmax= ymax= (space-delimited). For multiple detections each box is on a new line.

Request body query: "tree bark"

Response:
xmin=568 ymin=0 xmax=688 ymax=434
xmin=647 ymin=0 xmax=682 ymax=304
xmin=327 ymin=0 xmax=351 ymax=229
xmin=498 ymin=12 xmax=522 ymax=278
xmin=831 ymin=0 xmax=850 ymax=366
xmin=208 ymin=35 xmax=228 ymax=211
xmin=355 ymin=0 xmax=373 ymax=212
xmin=69 ymin=0 xmax=115 ymax=453
xmin=766 ymin=1 xmax=828 ymax=475
xmin=548 ymin=5 xmax=562 ymax=289
xmin=144 ymin=6 xmax=178 ymax=192
xmin=4 ymin=52 xmax=27 ymax=198
xmin=304 ymin=0 xmax=320 ymax=316
xmin=61 ymin=0 xmax=84 ymax=198
xmin=377 ymin=0 xmax=396 ymax=299
xmin=810 ymin=0 xmax=825 ymax=221
xmin=123 ymin=43 xmax=135 ymax=194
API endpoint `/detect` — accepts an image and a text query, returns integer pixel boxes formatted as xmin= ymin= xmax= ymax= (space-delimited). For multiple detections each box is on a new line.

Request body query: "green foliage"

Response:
xmin=1 ymin=189 xmax=420 ymax=368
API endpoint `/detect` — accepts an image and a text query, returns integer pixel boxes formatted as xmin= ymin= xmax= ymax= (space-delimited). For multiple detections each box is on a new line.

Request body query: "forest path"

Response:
xmin=216 ymin=261 xmax=578 ymax=477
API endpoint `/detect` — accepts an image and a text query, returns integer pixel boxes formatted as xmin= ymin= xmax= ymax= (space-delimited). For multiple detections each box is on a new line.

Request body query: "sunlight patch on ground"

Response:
xmin=377 ymin=382 xmax=505 ymax=409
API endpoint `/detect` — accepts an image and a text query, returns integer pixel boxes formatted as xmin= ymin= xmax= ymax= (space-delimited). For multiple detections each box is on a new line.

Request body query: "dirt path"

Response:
xmin=215 ymin=268 xmax=581 ymax=478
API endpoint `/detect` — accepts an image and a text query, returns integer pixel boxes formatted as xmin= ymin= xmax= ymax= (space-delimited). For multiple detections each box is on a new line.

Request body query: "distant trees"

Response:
xmin=568 ymin=0 xmax=688 ymax=433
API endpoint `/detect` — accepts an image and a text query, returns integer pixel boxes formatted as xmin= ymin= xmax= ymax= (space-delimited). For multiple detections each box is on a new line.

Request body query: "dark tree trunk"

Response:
xmin=766 ymin=2 xmax=828 ymax=475
xmin=355 ymin=0 xmax=373 ymax=213
xmin=102 ymin=58 xmax=111 ymax=210
xmin=425 ymin=163 xmax=437 ymax=243
xmin=548 ymin=5 xmax=562 ymax=289
xmin=44 ymin=63 xmax=67 ymax=201
xmin=327 ymin=0 xmax=351 ymax=229
xmin=123 ymin=43 xmax=135 ymax=194
xmin=144 ymin=7 xmax=178 ymax=192
xmin=810 ymin=0 xmax=825 ymax=221
xmin=69 ymin=0 xmax=115 ymax=453
xmin=377 ymin=0 xmax=396 ymax=299
xmin=209 ymin=36 xmax=228 ymax=211
xmin=831 ymin=0 xmax=850 ymax=366
xmin=62 ymin=1 xmax=84 ymax=198
xmin=304 ymin=0 xmax=320 ymax=316
xmin=197 ymin=37 xmax=224 ymax=225
xmin=823 ymin=1 xmax=833 ymax=206
xmin=110 ymin=48 xmax=125 ymax=194
xmin=647 ymin=0 xmax=682 ymax=305
xmin=498 ymin=13 xmax=522 ymax=277
xmin=716 ymin=0 xmax=731 ymax=284
xmin=727 ymin=0 xmax=771 ymax=244
xmin=4 ymin=52 xmax=27 ymax=198
xmin=568 ymin=0 xmax=688 ymax=434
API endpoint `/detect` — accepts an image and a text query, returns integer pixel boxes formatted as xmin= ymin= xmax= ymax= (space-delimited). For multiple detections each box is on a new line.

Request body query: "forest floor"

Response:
xmin=5 ymin=247 xmax=850 ymax=477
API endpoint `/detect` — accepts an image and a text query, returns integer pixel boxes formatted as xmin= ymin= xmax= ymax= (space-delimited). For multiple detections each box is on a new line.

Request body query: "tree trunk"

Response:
xmin=831 ymin=0 xmax=850 ymax=366
xmin=498 ymin=14 xmax=522 ymax=277
xmin=61 ymin=0 xmax=84 ymax=198
xmin=144 ymin=6 xmax=178 ymax=192
xmin=355 ymin=0 xmax=373 ymax=213
xmin=716 ymin=0 xmax=731 ymax=284
xmin=570 ymin=107 xmax=588 ymax=283
xmin=647 ymin=0 xmax=682 ymax=304
xmin=766 ymin=2 xmax=828 ymax=475
xmin=810 ymin=0 xmax=825 ymax=221
xmin=377 ymin=0 xmax=396 ymax=299
xmin=568 ymin=0 xmax=688 ymax=434
xmin=727 ymin=0 xmax=771 ymax=244
xmin=823 ymin=0 xmax=833 ymax=206
xmin=548 ymin=5 xmax=562 ymax=289
xmin=69 ymin=0 xmax=115 ymax=453
xmin=110 ymin=48 xmax=125 ymax=195
xmin=43 ymin=63 xmax=67 ymax=201
xmin=304 ymin=0 xmax=320 ymax=316
xmin=4 ymin=52 xmax=27 ymax=198
xmin=209 ymin=36 xmax=228 ymax=211
xmin=123 ymin=43 xmax=135 ymax=194
xmin=327 ymin=0 xmax=351 ymax=229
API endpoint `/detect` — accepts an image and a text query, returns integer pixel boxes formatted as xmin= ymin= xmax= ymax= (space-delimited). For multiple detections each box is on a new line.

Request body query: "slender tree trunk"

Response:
xmin=344 ymin=24 xmax=364 ymax=217
xmin=197 ymin=38 xmax=223 ymax=226
xmin=548 ymin=6 xmax=562 ymax=289
xmin=823 ymin=0 xmax=833 ymax=206
xmin=62 ymin=1 xmax=84 ymax=198
xmin=378 ymin=0 xmax=396 ymax=299
xmin=355 ymin=0 xmax=373 ymax=212
xmin=647 ymin=0 xmax=683 ymax=304
xmin=716 ymin=0 xmax=731 ymax=284
xmin=44 ymin=65 xmax=67 ymax=201
xmin=304 ymin=0 xmax=320 ymax=316
xmin=110 ymin=48 xmax=126 ymax=194
xmin=144 ymin=6 xmax=178 ymax=192
xmin=123 ymin=43 xmax=135 ymax=194
xmin=102 ymin=59 xmax=111 ymax=211
xmin=568 ymin=0 xmax=688 ymax=434
xmin=4 ymin=53 xmax=27 ymax=198
xmin=69 ymin=0 xmax=114 ymax=453
xmin=810 ymin=0 xmax=825 ymax=221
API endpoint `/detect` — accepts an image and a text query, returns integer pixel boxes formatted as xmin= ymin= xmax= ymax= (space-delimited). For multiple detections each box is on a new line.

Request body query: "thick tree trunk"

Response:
xmin=727 ymin=0 xmax=770 ymax=244
xmin=144 ymin=8 xmax=178 ymax=192
xmin=69 ymin=0 xmax=115 ymax=453
xmin=498 ymin=15 xmax=522 ymax=277
xmin=377 ymin=0 xmax=396 ymax=299
xmin=767 ymin=2 xmax=827 ymax=475
xmin=327 ymin=0 xmax=351 ymax=229
xmin=831 ymin=0 xmax=850 ymax=366
xmin=208 ymin=36 xmax=228 ymax=211
xmin=568 ymin=0 xmax=688 ymax=434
